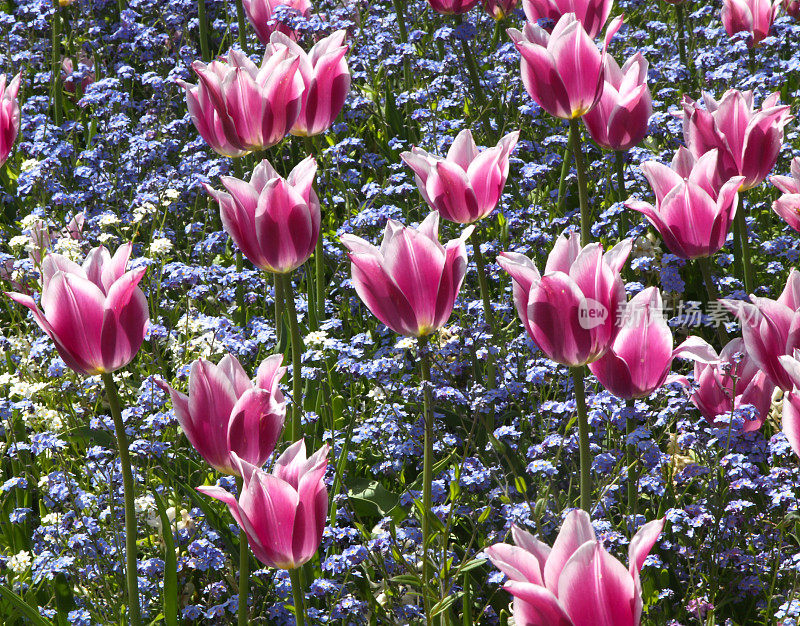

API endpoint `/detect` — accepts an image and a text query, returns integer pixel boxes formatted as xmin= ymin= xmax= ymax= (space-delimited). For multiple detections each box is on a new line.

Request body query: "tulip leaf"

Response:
xmin=347 ymin=479 xmax=401 ymax=520
xmin=66 ymin=425 xmax=115 ymax=449
xmin=153 ymin=491 xmax=178 ymax=626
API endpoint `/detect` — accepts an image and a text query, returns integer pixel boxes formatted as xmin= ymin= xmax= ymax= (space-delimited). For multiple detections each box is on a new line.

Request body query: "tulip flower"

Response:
xmin=205 ymin=155 xmax=320 ymax=274
xmin=582 ymin=52 xmax=651 ymax=152
xmin=179 ymin=47 xmax=303 ymax=157
xmin=199 ymin=440 xmax=329 ymax=570
xmin=241 ymin=0 xmax=311 ymax=44
xmin=483 ymin=0 xmax=518 ymax=18
xmin=426 ymin=0 xmax=481 ymax=14
xmin=498 ymin=232 xmax=631 ymax=367
xmin=625 ymin=148 xmax=744 ymax=260
xmin=340 ymin=211 xmax=472 ymax=338
xmin=522 ymin=0 xmax=612 ymax=37
xmin=785 ymin=0 xmax=800 ymax=18
xmin=589 ymin=288 xmax=701 ymax=399
xmin=508 ymin=13 xmax=621 ymax=120
xmin=721 ymin=0 xmax=780 ymax=47
xmin=155 ymin=354 xmax=287 ymax=475
xmin=485 ymin=510 xmax=665 ymax=626
xmin=674 ymin=337 xmax=774 ymax=432
xmin=682 ymin=90 xmax=792 ymax=191
xmin=771 ymin=157 xmax=800 ymax=233
xmin=6 ymin=242 xmax=148 ymax=376
xmin=400 ymin=129 xmax=520 ymax=224
xmin=0 ymin=72 xmax=20 ymax=167
xmin=268 ymin=30 xmax=351 ymax=137
xmin=720 ymin=269 xmax=800 ymax=392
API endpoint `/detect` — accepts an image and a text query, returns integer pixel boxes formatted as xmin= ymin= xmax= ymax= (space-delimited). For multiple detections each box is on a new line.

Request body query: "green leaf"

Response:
xmin=0 ymin=585 xmax=51 ymax=626
xmin=430 ymin=592 xmax=459 ymax=617
xmin=347 ymin=479 xmax=400 ymax=519
xmin=152 ymin=491 xmax=178 ymax=626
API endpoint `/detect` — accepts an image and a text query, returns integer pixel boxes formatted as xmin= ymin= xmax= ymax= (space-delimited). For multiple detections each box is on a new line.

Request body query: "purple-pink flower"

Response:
xmin=340 ymin=212 xmax=472 ymax=337
xmin=483 ymin=0 xmax=518 ymax=18
xmin=6 ymin=243 xmax=148 ymax=376
xmin=771 ymin=157 xmax=800 ymax=233
xmin=582 ymin=52 xmax=651 ymax=152
xmin=400 ymin=129 xmax=519 ymax=224
xmin=508 ymin=13 xmax=621 ymax=120
xmin=241 ymin=0 xmax=311 ymax=44
xmin=625 ymin=148 xmax=743 ymax=260
xmin=682 ymin=90 xmax=792 ymax=190
xmin=522 ymin=0 xmax=612 ymax=38
xmin=199 ymin=440 xmax=328 ymax=570
xmin=498 ymin=232 xmax=631 ymax=367
xmin=179 ymin=48 xmax=303 ymax=157
xmin=156 ymin=354 xmax=286 ymax=475
xmin=205 ymin=156 xmax=320 ymax=274
xmin=0 ymin=72 xmax=20 ymax=167
xmin=426 ymin=0 xmax=481 ymax=14
xmin=485 ymin=510 xmax=665 ymax=626
xmin=721 ymin=0 xmax=780 ymax=46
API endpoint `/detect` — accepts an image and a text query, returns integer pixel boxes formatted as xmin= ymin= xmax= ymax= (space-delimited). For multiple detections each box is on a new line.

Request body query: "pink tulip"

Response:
xmin=498 ymin=232 xmax=631 ymax=367
xmin=625 ymin=148 xmax=744 ymax=260
xmin=205 ymin=156 xmax=320 ymax=274
xmin=721 ymin=0 xmax=780 ymax=46
xmin=241 ymin=0 xmax=311 ymax=44
xmin=522 ymin=0 xmax=612 ymax=37
xmin=5 ymin=243 xmax=148 ymax=376
xmin=155 ymin=354 xmax=286 ymax=475
xmin=400 ymin=129 xmax=520 ymax=224
xmin=485 ymin=510 xmax=665 ymax=626
xmin=589 ymin=288 xmax=700 ymax=399
xmin=340 ymin=212 xmax=472 ymax=337
xmin=720 ymin=269 xmax=800 ymax=392
xmin=0 ymin=73 xmax=21 ymax=167
xmin=268 ymin=30 xmax=351 ymax=137
xmin=675 ymin=337 xmax=774 ymax=432
xmin=426 ymin=0 xmax=481 ymax=14
xmin=784 ymin=0 xmax=800 ymax=18
xmin=582 ymin=52 xmax=652 ymax=152
xmin=682 ymin=90 xmax=792 ymax=190
xmin=507 ymin=13 xmax=621 ymax=120
xmin=771 ymin=157 xmax=800 ymax=233
xmin=198 ymin=440 xmax=329 ymax=569
xmin=484 ymin=0 xmax=518 ymax=18
xmin=179 ymin=47 xmax=303 ymax=157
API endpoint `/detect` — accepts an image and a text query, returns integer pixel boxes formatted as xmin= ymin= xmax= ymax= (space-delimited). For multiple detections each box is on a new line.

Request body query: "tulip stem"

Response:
xmin=282 ymin=272 xmax=303 ymax=441
xmin=734 ymin=202 xmax=756 ymax=295
xmin=235 ymin=0 xmax=248 ymax=53
xmin=50 ymin=1 xmax=63 ymax=127
xmin=235 ymin=476 xmax=250 ymax=626
xmin=626 ymin=399 xmax=638 ymax=519
xmin=675 ymin=3 xmax=688 ymax=77
xmin=556 ymin=141 xmax=571 ymax=217
xmin=101 ymin=373 xmax=141 ymax=626
xmin=569 ymin=118 xmax=591 ymax=246
xmin=455 ymin=15 xmax=487 ymax=111
xmin=289 ymin=567 xmax=307 ymax=626
xmin=472 ymin=228 xmax=497 ymax=388
xmin=697 ymin=257 xmax=730 ymax=345
xmin=571 ymin=365 xmax=591 ymax=513
xmin=305 ymin=135 xmax=325 ymax=326
xmin=419 ymin=335 xmax=435 ymax=625
xmin=197 ymin=0 xmax=211 ymax=62
xmin=391 ymin=0 xmax=413 ymax=92
xmin=274 ymin=273 xmax=284 ymax=348
xmin=614 ymin=151 xmax=628 ymax=237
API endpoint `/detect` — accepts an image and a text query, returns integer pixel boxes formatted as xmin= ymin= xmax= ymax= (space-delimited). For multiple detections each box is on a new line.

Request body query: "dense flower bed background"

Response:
xmin=1 ymin=0 xmax=800 ymax=623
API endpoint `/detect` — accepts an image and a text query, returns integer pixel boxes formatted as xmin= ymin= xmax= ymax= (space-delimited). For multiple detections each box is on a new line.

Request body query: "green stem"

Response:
xmin=304 ymin=136 xmax=325 ymax=326
xmin=614 ymin=150 xmax=628 ymax=237
xmin=569 ymin=118 xmax=590 ymax=245
xmin=734 ymin=208 xmax=755 ymax=294
xmin=236 ymin=476 xmax=250 ymax=626
xmin=557 ymin=141 xmax=571 ymax=217
xmin=675 ymin=3 xmax=688 ymax=76
xmin=626 ymin=399 xmax=638 ymax=519
xmin=697 ymin=257 xmax=730 ymax=345
xmin=101 ymin=373 xmax=141 ymax=626
xmin=419 ymin=335 xmax=434 ymax=625
xmin=289 ymin=568 xmax=307 ymax=626
xmin=570 ymin=365 xmax=591 ymax=513
xmin=50 ymin=1 xmax=62 ymax=127
xmin=282 ymin=272 xmax=303 ymax=441
xmin=391 ymin=0 xmax=412 ymax=92
xmin=273 ymin=272 xmax=284 ymax=348
xmin=235 ymin=0 xmax=249 ymax=52
xmin=748 ymin=46 xmax=756 ymax=74
xmin=472 ymin=228 xmax=497 ymax=388
xmin=197 ymin=0 xmax=211 ymax=62
xmin=455 ymin=15 xmax=486 ymax=110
